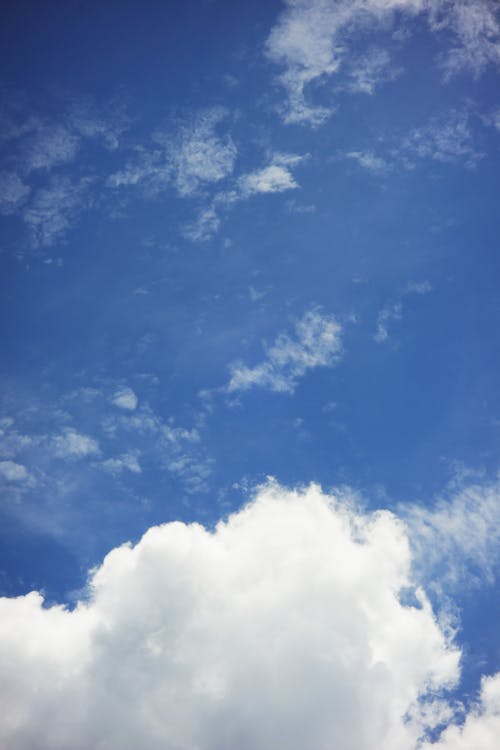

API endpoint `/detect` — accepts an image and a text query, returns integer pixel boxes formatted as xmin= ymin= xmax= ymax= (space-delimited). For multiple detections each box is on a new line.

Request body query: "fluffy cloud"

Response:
xmin=108 ymin=107 xmax=236 ymax=200
xmin=0 ymin=482 xmax=466 ymax=750
xmin=228 ymin=309 xmax=343 ymax=394
xmin=52 ymin=428 xmax=100 ymax=459
xmin=111 ymin=387 xmax=138 ymax=411
xmin=420 ymin=672 xmax=500 ymax=749
xmin=0 ymin=459 xmax=28 ymax=481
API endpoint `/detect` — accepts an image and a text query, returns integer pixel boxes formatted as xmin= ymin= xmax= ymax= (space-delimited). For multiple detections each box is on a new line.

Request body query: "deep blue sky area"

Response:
xmin=1 ymin=1 xmax=500 ymax=747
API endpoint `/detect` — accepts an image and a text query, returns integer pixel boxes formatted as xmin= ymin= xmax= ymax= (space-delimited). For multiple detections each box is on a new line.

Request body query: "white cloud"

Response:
xmin=22 ymin=124 xmax=80 ymax=172
xmin=374 ymin=281 xmax=432 ymax=343
xmin=227 ymin=309 xmax=343 ymax=394
xmin=420 ymin=672 xmax=500 ymax=749
xmin=166 ymin=108 xmax=237 ymax=197
xmin=0 ymin=460 xmax=28 ymax=481
xmin=404 ymin=475 xmax=500 ymax=590
xmin=0 ymin=482 xmax=467 ymax=750
xmin=111 ymin=387 xmax=138 ymax=411
xmin=402 ymin=109 xmax=482 ymax=167
xmin=108 ymin=108 xmax=236 ymax=201
xmin=0 ymin=171 xmax=30 ymax=215
xmin=345 ymin=150 xmax=390 ymax=174
xmin=52 ymin=428 xmax=100 ymax=459
xmin=238 ymin=163 xmax=299 ymax=195
xmin=100 ymin=452 xmax=142 ymax=475
xmin=182 ymin=205 xmax=221 ymax=242
xmin=22 ymin=176 xmax=91 ymax=247
xmin=375 ymin=301 xmax=403 ymax=342
xmin=430 ymin=0 xmax=500 ymax=80
xmin=265 ymin=0 xmax=500 ymax=125
xmin=347 ymin=47 xmax=401 ymax=94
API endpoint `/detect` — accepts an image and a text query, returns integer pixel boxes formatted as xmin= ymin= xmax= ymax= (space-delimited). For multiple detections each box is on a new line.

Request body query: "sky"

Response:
xmin=1 ymin=0 xmax=500 ymax=747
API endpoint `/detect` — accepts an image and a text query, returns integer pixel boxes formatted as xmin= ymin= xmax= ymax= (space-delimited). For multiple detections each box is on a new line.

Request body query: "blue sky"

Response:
xmin=1 ymin=1 xmax=500 ymax=748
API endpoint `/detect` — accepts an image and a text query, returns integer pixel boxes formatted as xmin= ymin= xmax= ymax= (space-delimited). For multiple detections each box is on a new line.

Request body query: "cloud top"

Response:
xmin=0 ymin=482 xmax=463 ymax=750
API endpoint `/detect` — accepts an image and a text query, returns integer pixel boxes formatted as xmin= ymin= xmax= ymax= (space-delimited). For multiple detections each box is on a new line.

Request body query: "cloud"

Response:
xmin=404 ymin=475 xmax=500 ymax=590
xmin=345 ymin=150 xmax=390 ymax=174
xmin=346 ymin=47 xmax=401 ymax=94
xmin=265 ymin=0 xmax=500 ymax=125
xmin=238 ymin=164 xmax=299 ymax=195
xmin=0 ymin=171 xmax=30 ymax=215
xmin=420 ymin=672 xmax=500 ymax=749
xmin=182 ymin=205 xmax=221 ymax=242
xmin=227 ymin=309 xmax=343 ymax=394
xmin=111 ymin=387 xmax=138 ymax=411
xmin=184 ymin=152 xmax=305 ymax=242
xmin=402 ymin=109 xmax=483 ymax=167
xmin=99 ymin=452 xmax=142 ymax=475
xmin=0 ymin=460 xmax=28 ymax=481
xmin=0 ymin=481 xmax=467 ymax=750
xmin=21 ymin=124 xmax=80 ymax=172
xmin=22 ymin=176 xmax=91 ymax=247
xmin=108 ymin=107 xmax=236 ymax=200
xmin=165 ymin=108 xmax=237 ymax=197
xmin=52 ymin=428 xmax=100 ymax=459
xmin=105 ymin=404 xmax=213 ymax=494
xmin=343 ymin=109 xmax=482 ymax=174
xmin=374 ymin=280 xmax=432 ymax=343
xmin=430 ymin=0 xmax=500 ymax=80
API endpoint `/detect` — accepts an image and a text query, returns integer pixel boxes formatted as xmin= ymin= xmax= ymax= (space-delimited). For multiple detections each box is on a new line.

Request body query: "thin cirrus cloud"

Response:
xmin=227 ymin=309 xmax=343 ymax=394
xmin=265 ymin=0 xmax=500 ymax=126
xmin=374 ymin=281 xmax=432 ymax=343
xmin=343 ymin=108 xmax=484 ymax=174
xmin=2 ymin=480 xmax=500 ymax=750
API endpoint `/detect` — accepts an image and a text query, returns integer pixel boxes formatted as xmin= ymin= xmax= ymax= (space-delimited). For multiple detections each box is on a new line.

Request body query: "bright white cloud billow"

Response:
xmin=0 ymin=481 xmax=470 ymax=750
xmin=228 ymin=309 xmax=343 ymax=394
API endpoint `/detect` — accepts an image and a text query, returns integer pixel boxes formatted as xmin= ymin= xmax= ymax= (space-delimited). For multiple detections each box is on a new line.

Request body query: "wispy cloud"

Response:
xmin=374 ymin=280 xmax=432 ymax=343
xmin=343 ymin=109 xmax=482 ymax=174
xmin=404 ymin=474 xmax=500 ymax=590
xmin=0 ymin=170 xmax=30 ymax=215
xmin=227 ymin=309 xmax=343 ymax=394
xmin=21 ymin=176 xmax=91 ymax=247
xmin=108 ymin=107 xmax=236 ymax=200
xmin=265 ymin=0 xmax=500 ymax=126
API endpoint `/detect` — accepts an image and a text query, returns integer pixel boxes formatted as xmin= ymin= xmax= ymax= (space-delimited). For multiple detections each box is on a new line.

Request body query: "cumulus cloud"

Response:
xmin=420 ymin=672 xmax=500 ymax=749
xmin=238 ymin=163 xmax=299 ymax=195
xmin=99 ymin=452 xmax=142 ymax=475
xmin=227 ymin=309 xmax=343 ymax=394
xmin=52 ymin=428 xmax=100 ymax=459
xmin=0 ymin=482 xmax=467 ymax=750
xmin=111 ymin=387 xmax=138 ymax=411
xmin=265 ymin=0 xmax=500 ymax=125
xmin=0 ymin=459 xmax=28 ymax=481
